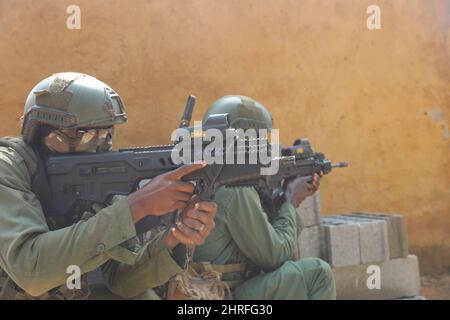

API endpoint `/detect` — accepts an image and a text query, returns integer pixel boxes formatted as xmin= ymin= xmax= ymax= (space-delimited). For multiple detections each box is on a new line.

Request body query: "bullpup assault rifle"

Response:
xmin=45 ymin=95 xmax=347 ymax=226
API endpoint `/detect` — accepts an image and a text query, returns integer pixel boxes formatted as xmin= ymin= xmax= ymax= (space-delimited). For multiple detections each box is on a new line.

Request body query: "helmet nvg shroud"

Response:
xmin=203 ymin=95 xmax=273 ymax=130
xmin=21 ymin=72 xmax=127 ymax=143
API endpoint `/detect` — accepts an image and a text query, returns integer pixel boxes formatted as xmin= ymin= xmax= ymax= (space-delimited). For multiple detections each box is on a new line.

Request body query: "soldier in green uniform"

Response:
xmin=0 ymin=72 xmax=217 ymax=300
xmin=193 ymin=95 xmax=336 ymax=300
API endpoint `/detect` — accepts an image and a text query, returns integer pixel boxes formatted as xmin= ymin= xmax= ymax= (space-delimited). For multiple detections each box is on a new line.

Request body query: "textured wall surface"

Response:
xmin=0 ymin=0 xmax=448 ymax=273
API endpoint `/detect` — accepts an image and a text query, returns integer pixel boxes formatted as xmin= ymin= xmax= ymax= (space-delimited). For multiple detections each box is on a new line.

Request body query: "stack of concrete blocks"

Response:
xmin=294 ymin=191 xmax=323 ymax=261
xmin=295 ymin=195 xmax=422 ymax=299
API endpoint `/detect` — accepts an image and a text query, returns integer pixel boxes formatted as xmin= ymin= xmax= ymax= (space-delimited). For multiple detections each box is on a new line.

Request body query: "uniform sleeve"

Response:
xmin=0 ymin=147 xmax=137 ymax=297
xmin=270 ymin=186 xmax=304 ymax=238
xmin=100 ymin=228 xmax=186 ymax=299
xmin=294 ymin=200 xmax=304 ymax=238
xmin=219 ymin=187 xmax=299 ymax=272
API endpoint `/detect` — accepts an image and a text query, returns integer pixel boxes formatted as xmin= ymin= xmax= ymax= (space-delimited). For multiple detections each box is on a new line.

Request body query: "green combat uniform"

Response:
xmin=194 ymin=186 xmax=336 ymax=300
xmin=193 ymin=96 xmax=336 ymax=300
xmin=0 ymin=73 xmax=186 ymax=300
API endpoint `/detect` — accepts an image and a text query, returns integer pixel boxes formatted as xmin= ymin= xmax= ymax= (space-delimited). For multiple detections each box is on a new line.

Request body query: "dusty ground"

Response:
xmin=421 ymin=272 xmax=450 ymax=300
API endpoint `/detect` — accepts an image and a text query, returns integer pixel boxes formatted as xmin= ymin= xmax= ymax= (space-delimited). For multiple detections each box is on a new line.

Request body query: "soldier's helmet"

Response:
xmin=203 ymin=95 xmax=273 ymax=130
xmin=21 ymin=72 xmax=127 ymax=144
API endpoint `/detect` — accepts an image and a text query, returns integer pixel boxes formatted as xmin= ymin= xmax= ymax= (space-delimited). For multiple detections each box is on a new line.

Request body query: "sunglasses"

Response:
xmin=46 ymin=127 xmax=115 ymax=153
xmin=56 ymin=127 xmax=114 ymax=144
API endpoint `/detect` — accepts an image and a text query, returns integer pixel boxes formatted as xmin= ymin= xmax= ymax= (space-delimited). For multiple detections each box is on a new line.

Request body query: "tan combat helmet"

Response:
xmin=203 ymin=95 xmax=273 ymax=130
xmin=21 ymin=72 xmax=127 ymax=143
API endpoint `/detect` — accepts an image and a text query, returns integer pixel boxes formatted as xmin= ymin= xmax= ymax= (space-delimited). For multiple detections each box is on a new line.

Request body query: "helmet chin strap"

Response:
xmin=69 ymin=141 xmax=77 ymax=153
xmin=95 ymin=134 xmax=113 ymax=153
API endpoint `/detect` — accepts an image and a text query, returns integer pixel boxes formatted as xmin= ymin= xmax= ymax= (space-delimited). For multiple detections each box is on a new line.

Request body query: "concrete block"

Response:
xmin=358 ymin=219 xmax=389 ymax=264
xmin=333 ymin=255 xmax=421 ymax=300
xmin=322 ymin=219 xmax=360 ymax=267
xmin=326 ymin=215 xmax=389 ymax=264
xmin=296 ymin=192 xmax=320 ymax=227
xmin=344 ymin=212 xmax=409 ymax=259
xmin=298 ymin=225 xmax=323 ymax=259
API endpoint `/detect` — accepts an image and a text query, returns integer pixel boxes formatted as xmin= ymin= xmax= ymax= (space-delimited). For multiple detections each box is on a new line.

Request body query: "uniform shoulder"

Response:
xmin=0 ymin=137 xmax=35 ymax=188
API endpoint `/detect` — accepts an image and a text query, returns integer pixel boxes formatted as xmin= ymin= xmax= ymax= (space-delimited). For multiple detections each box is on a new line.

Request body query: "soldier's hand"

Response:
xmin=126 ymin=163 xmax=206 ymax=224
xmin=285 ymin=172 xmax=322 ymax=208
xmin=166 ymin=196 xmax=217 ymax=250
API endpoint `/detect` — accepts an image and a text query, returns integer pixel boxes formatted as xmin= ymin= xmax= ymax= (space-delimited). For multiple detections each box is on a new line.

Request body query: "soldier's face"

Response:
xmin=43 ymin=127 xmax=115 ymax=154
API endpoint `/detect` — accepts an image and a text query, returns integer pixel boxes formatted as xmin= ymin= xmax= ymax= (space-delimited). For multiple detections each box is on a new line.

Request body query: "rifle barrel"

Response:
xmin=332 ymin=162 xmax=348 ymax=168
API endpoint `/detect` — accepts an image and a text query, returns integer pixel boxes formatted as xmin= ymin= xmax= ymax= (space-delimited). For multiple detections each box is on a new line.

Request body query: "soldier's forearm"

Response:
xmin=101 ymin=236 xmax=184 ymax=299
xmin=224 ymin=188 xmax=299 ymax=271
xmin=0 ymin=196 xmax=137 ymax=296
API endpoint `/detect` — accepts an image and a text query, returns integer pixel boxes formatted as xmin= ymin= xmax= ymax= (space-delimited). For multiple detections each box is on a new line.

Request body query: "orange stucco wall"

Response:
xmin=0 ymin=0 xmax=448 ymax=273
